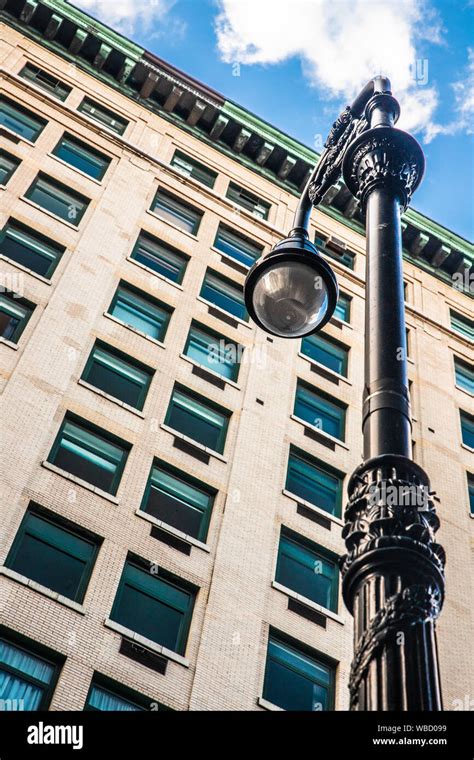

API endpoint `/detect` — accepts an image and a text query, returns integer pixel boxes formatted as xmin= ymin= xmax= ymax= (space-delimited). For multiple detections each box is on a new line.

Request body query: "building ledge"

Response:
xmin=125 ymin=255 xmax=184 ymax=291
xmin=135 ymin=509 xmax=210 ymax=553
xmin=179 ymin=353 xmax=241 ymax=390
xmin=196 ymin=296 xmax=252 ymax=330
xmin=290 ymin=414 xmax=350 ymax=451
xmin=41 ymin=460 xmax=120 ymax=504
xmin=20 ymin=196 xmax=83 ymax=230
xmin=282 ymin=488 xmax=344 ymax=528
xmin=77 ymin=379 xmax=146 ymax=418
xmin=0 ymin=254 xmax=53 ymax=285
xmin=0 ymin=336 xmax=19 ymax=350
xmin=297 ymin=352 xmax=351 ymax=386
xmin=257 ymin=697 xmax=284 ymax=712
xmin=271 ymin=581 xmax=344 ymax=625
xmin=103 ymin=312 xmax=167 ymax=348
xmin=0 ymin=566 xmax=86 ymax=614
xmin=103 ymin=618 xmax=190 ymax=667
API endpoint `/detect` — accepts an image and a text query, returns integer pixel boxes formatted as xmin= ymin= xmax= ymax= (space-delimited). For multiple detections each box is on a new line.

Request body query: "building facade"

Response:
xmin=0 ymin=0 xmax=472 ymax=713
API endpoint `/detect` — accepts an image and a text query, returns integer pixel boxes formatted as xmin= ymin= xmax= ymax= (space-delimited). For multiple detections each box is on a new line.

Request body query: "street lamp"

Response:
xmin=244 ymin=77 xmax=445 ymax=711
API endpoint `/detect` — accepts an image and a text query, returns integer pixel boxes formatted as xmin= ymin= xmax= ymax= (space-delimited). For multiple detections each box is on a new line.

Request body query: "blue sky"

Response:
xmin=76 ymin=0 xmax=473 ymax=240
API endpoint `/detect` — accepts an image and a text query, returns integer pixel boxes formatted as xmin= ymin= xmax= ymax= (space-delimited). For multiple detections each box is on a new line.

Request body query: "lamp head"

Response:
xmin=244 ymin=231 xmax=338 ymax=338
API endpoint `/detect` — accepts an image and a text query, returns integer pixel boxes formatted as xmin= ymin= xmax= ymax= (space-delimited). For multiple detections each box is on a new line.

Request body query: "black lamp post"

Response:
xmin=244 ymin=77 xmax=445 ymax=711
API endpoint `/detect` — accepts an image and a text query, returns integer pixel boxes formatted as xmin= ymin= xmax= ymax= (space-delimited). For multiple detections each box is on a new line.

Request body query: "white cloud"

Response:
xmin=74 ymin=0 xmax=176 ymax=37
xmin=423 ymin=47 xmax=474 ymax=142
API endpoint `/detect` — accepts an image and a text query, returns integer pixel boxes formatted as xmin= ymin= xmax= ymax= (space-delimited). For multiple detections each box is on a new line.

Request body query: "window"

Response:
xmin=286 ymin=447 xmax=342 ymax=517
xmin=184 ymin=321 xmax=241 ymax=381
xmin=0 ymin=221 xmax=64 ymax=279
xmin=454 ymin=358 xmax=474 ymax=394
xmin=130 ymin=232 xmax=188 ymax=284
xmin=110 ymin=557 xmax=196 ymax=654
xmin=24 ymin=174 xmax=89 ymax=225
xmin=468 ymin=473 xmax=474 ymax=515
xmin=78 ymin=97 xmax=128 ymax=135
xmin=0 ymin=635 xmax=61 ymax=710
xmin=85 ymin=676 xmax=157 ymax=711
xmin=108 ymin=282 xmax=172 ymax=342
xmin=200 ymin=269 xmax=248 ymax=321
xmin=263 ymin=634 xmax=335 ymax=711
xmin=294 ymin=381 xmax=346 ymax=440
xmin=19 ymin=64 xmax=71 ymax=101
xmin=6 ymin=507 xmax=100 ymax=603
xmin=0 ymin=291 xmax=34 ymax=343
xmin=165 ymin=385 xmax=230 ymax=454
xmin=150 ymin=189 xmax=202 ymax=235
xmin=276 ymin=529 xmax=339 ymax=611
xmin=81 ymin=341 xmax=154 ymax=410
xmin=301 ymin=333 xmax=348 ymax=377
xmin=52 ymin=134 xmax=110 ymax=180
xmin=214 ymin=225 xmax=263 ymax=269
xmin=333 ymin=292 xmax=351 ymax=323
xmin=47 ymin=414 xmax=130 ymax=495
xmin=316 ymin=236 xmax=355 ymax=270
xmin=0 ymin=151 xmax=20 ymax=185
xmin=0 ymin=97 xmax=47 ymax=141
xmin=141 ymin=460 xmax=215 ymax=541
xmin=171 ymin=150 xmax=217 ymax=188
xmin=460 ymin=411 xmax=474 ymax=448
xmin=450 ymin=310 xmax=473 ymax=340
xmin=226 ymin=182 xmax=270 ymax=220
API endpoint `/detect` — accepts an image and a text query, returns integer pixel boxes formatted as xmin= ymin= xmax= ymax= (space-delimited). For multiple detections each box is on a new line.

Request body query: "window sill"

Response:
xmin=290 ymin=415 xmax=349 ymax=451
xmin=271 ymin=581 xmax=344 ymax=625
xmin=330 ymin=316 xmax=353 ymax=330
xmin=46 ymin=152 xmax=105 ymax=186
xmin=282 ymin=489 xmax=344 ymax=528
xmin=125 ymin=256 xmax=184 ymax=291
xmin=0 ymin=566 xmax=86 ymax=614
xmin=135 ymin=509 xmax=210 ymax=553
xmin=257 ymin=697 xmax=284 ymax=712
xmin=196 ymin=296 xmax=252 ymax=329
xmin=103 ymin=618 xmax=190 ymax=667
xmin=210 ymin=248 xmax=252 ymax=274
xmin=461 ymin=443 xmax=474 ymax=454
xmin=77 ymin=379 xmax=146 ymax=418
xmin=455 ymin=384 xmax=474 ymax=399
xmin=297 ymin=353 xmax=351 ymax=385
xmin=145 ymin=209 xmax=200 ymax=242
xmin=160 ymin=423 xmax=228 ymax=463
xmin=179 ymin=354 xmax=241 ymax=389
xmin=0 ymin=336 xmax=19 ymax=350
xmin=20 ymin=197 xmax=82 ymax=230
xmin=41 ymin=461 xmax=120 ymax=504
xmin=0 ymin=254 xmax=53 ymax=285
xmin=103 ymin=312 xmax=167 ymax=348
xmin=0 ymin=125 xmax=37 ymax=147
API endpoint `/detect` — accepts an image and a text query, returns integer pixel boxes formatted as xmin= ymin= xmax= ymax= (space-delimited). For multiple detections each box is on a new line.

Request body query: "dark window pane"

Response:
xmin=263 ymin=637 xmax=334 ymax=711
xmin=455 ymin=359 xmax=474 ymax=394
xmin=0 ymin=97 xmax=46 ymax=141
xmin=184 ymin=323 xmax=240 ymax=381
xmin=130 ymin=233 xmax=188 ymax=283
xmin=86 ymin=684 xmax=146 ymax=711
xmin=450 ymin=310 xmax=473 ymax=340
xmin=78 ymin=98 xmax=128 ymax=135
xmin=53 ymin=135 xmax=110 ymax=180
xmin=333 ymin=293 xmax=351 ymax=322
xmin=294 ymin=382 xmax=345 ymax=440
xmin=0 ymin=292 xmax=34 ymax=343
xmin=151 ymin=189 xmax=202 ymax=235
xmin=82 ymin=342 xmax=152 ymax=410
xmin=460 ymin=412 xmax=474 ymax=448
xmin=0 ymin=151 xmax=20 ymax=185
xmin=0 ymin=223 xmax=64 ymax=278
xmin=200 ymin=269 xmax=248 ymax=321
xmin=214 ymin=226 xmax=262 ymax=268
xmin=276 ymin=533 xmax=338 ymax=611
xmin=301 ymin=333 xmax=348 ymax=376
xmin=19 ymin=64 xmax=71 ymax=101
xmin=25 ymin=175 xmax=89 ymax=224
xmin=171 ymin=150 xmax=217 ymax=188
xmin=165 ymin=387 xmax=229 ymax=453
xmin=0 ymin=639 xmax=57 ymax=711
xmin=108 ymin=284 xmax=171 ymax=341
xmin=286 ymin=450 xmax=341 ymax=517
xmin=226 ymin=182 xmax=270 ymax=220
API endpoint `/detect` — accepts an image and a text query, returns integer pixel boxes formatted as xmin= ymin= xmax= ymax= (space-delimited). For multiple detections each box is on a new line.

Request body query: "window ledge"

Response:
xmin=0 ymin=125 xmax=37 ymax=147
xmin=282 ymin=489 xmax=344 ymax=528
xmin=135 ymin=509 xmax=210 ymax=553
xmin=145 ymin=209 xmax=200 ymax=242
xmin=103 ymin=312 xmax=167 ymax=348
xmin=179 ymin=353 xmax=241 ymax=389
xmin=470 ymin=513 xmax=474 ymax=519
xmin=290 ymin=415 xmax=349 ymax=451
xmin=0 ymin=254 xmax=53 ymax=285
xmin=20 ymin=197 xmax=82 ymax=230
xmin=77 ymin=379 xmax=146 ymax=418
xmin=330 ymin=316 xmax=353 ymax=330
xmin=103 ymin=618 xmax=190 ymax=667
xmin=210 ymin=247 xmax=252 ymax=274
xmin=257 ymin=697 xmax=284 ymax=712
xmin=0 ymin=336 xmax=19 ymax=350
xmin=297 ymin=353 xmax=351 ymax=385
xmin=0 ymin=566 xmax=86 ymax=614
xmin=125 ymin=256 xmax=184 ymax=291
xmin=461 ymin=443 xmax=474 ymax=454
xmin=271 ymin=581 xmax=344 ymax=625
xmin=196 ymin=296 xmax=252 ymax=329
xmin=160 ymin=424 xmax=228 ymax=463
xmin=41 ymin=461 xmax=120 ymax=504
xmin=455 ymin=384 xmax=474 ymax=399
xmin=46 ymin=152 xmax=105 ymax=186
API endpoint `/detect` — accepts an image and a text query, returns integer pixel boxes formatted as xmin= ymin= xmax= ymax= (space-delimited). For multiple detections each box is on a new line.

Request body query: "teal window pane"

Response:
xmin=333 ymin=293 xmax=351 ymax=322
xmin=200 ymin=269 xmax=248 ymax=321
xmin=6 ymin=511 xmax=98 ymax=602
xmin=286 ymin=450 xmax=341 ymax=517
xmin=263 ymin=636 xmax=334 ymax=711
xmin=78 ymin=98 xmax=128 ymax=135
xmin=276 ymin=532 xmax=338 ymax=611
xmin=165 ymin=386 xmax=230 ymax=453
xmin=25 ymin=174 xmax=89 ymax=225
xmin=0 ymin=151 xmax=20 ymax=185
xmin=52 ymin=135 xmax=110 ymax=180
xmin=110 ymin=561 xmax=195 ymax=654
xmin=301 ymin=333 xmax=348 ymax=376
xmin=151 ymin=189 xmax=202 ymax=235
xmin=0 ymin=639 xmax=56 ymax=710
xmin=214 ymin=225 xmax=262 ymax=268
xmin=82 ymin=341 xmax=153 ymax=410
xmin=0 ymin=97 xmax=46 ymax=141
xmin=130 ymin=233 xmax=188 ymax=283
xmin=86 ymin=684 xmax=145 ymax=712
xmin=48 ymin=416 xmax=130 ymax=494
xmin=19 ymin=64 xmax=71 ymax=101
xmin=108 ymin=284 xmax=171 ymax=341
xmin=226 ymin=182 xmax=270 ymax=220
xmin=171 ymin=150 xmax=217 ymax=188
xmin=184 ymin=323 xmax=241 ymax=381
xmin=455 ymin=359 xmax=474 ymax=394
xmin=450 ymin=311 xmax=473 ymax=340
xmin=0 ymin=292 xmax=34 ymax=343
xmin=468 ymin=473 xmax=474 ymax=515
xmin=460 ymin=412 xmax=474 ymax=448
xmin=142 ymin=462 xmax=214 ymax=541
xmin=0 ymin=222 xmax=64 ymax=278
xmin=294 ymin=382 xmax=345 ymax=440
